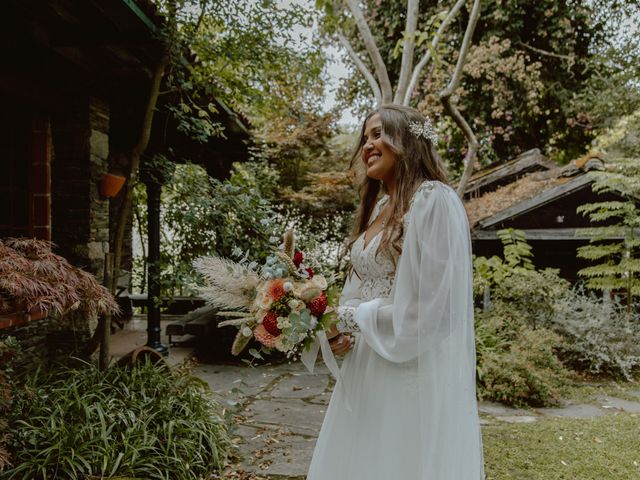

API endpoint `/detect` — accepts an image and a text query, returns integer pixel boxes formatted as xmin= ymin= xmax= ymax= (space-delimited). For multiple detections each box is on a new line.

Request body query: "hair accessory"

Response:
xmin=408 ymin=118 xmax=438 ymax=145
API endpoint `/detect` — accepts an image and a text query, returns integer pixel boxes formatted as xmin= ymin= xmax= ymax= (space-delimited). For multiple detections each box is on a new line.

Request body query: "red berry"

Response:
xmin=293 ymin=250 xmax=304 ymax=268
xmin=305 ymin=267 xmax=314 ymax=279
xmin=308 ymin=292 xmax=327 ymax=317
xmin=262 ymin=311 xmax=281 ymax=336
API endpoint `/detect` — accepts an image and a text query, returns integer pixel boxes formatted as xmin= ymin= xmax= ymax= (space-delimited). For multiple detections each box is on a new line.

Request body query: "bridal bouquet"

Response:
xmin=193 ymin=230 xmax=336 ymax=358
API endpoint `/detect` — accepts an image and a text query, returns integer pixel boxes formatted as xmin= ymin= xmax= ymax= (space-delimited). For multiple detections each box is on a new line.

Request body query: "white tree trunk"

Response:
xmin=344 ymin=0 xmax=393 ymax=104
xmin=402 ymin=0 xmax=467 ymax=106
xmin=337 ymin=31 xmax=383 ymax=106
xmin=394 ymin=0 xmax=420 ymax=104
xmin=439 ymin=0 xmax=482 ymax=197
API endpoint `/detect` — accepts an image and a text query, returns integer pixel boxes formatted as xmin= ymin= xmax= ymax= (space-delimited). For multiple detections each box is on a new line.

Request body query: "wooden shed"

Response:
xmin=465 ymin=151 xmax=630 ymax=281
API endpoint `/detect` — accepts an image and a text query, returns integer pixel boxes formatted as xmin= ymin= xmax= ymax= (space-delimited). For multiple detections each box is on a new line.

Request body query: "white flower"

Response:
xmin=283 ymin=281 xmax=293 ymax=292
xmin=288 ymin=299 xmax=300 ymax=309
xmin=242 ymin=326 xmax=253 ymax=337
xmin=277 ymin=317 xmax=291 ymax=329
xmin=309 ymin=316 xmax=318 ymax=329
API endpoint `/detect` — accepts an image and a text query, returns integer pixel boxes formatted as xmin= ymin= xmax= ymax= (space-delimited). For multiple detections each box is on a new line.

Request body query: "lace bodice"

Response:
xmin=337 ymin=195 xmax=398 ymax=332
xmin=351 ymin=226 xmax=397 ymax=301
xmin=337 ymin=182 xmax=439 ymax=333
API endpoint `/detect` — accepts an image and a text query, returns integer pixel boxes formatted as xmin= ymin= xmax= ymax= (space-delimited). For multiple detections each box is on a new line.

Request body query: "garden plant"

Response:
xmin=2 ymin=360 xmax=230 ymax=479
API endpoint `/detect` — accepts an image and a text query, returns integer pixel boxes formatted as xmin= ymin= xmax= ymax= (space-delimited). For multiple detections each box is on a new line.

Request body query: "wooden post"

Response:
xmin=99 ymin=252 xmax=114 ymax=370
xmin=145 ymin=179 xmax=168 ymax=355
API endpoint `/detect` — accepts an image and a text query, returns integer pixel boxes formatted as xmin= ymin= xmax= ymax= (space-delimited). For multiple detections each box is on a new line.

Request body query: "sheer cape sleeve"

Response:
xmin=353 ymin=180 xmax=484 ymax=478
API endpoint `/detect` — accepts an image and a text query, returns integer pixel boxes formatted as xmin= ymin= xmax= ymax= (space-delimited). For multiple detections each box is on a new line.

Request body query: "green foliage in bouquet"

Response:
xmin=4 ymin=361 xmax=229 ymax=480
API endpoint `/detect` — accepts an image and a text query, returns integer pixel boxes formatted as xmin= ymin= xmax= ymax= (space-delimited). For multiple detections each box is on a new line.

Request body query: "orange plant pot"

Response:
xmin=100 ymin=173 xmax=126 ymax=197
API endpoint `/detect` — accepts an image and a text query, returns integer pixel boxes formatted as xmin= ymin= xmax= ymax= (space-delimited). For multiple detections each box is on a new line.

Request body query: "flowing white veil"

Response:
xmin=353 ymin=181 xmax=484 ymax=479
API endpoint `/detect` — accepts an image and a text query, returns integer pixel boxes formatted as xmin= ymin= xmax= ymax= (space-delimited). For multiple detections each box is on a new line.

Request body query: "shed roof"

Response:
xmin=465 ymin=152 xmax=605 ymax=228
xmin=463 ymin=149 xmax=557 ymax=199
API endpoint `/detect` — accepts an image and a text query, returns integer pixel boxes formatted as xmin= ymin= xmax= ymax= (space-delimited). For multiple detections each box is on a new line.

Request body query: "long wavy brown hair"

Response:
xmin=348 ymin=104 xmax=449 ymax=264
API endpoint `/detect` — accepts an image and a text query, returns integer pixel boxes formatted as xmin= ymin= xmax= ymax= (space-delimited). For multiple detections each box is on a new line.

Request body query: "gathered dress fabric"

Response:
xmin=306 ymin=180 xmax=484 ymax=480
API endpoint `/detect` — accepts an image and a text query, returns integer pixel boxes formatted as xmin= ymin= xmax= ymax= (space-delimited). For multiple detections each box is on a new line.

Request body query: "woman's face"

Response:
xmin=361 ymin=113 xmax=397 ymax=185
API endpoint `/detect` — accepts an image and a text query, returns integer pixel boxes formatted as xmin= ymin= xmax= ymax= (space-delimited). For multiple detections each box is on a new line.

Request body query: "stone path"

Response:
xmin=194 ymin=360 xmax=640 ymax=479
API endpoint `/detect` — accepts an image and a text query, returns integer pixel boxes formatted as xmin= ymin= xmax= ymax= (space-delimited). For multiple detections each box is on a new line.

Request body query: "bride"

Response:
xmin=306 ymin=104 xmax=484 ymax=479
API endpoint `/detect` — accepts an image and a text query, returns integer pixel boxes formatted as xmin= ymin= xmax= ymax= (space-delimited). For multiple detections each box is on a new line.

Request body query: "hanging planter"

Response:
xmin=100 ymin=173 xmax=126 ymax=198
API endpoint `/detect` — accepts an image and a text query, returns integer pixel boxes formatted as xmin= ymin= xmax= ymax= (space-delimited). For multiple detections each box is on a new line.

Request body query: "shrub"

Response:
xmin=4 ymin=361 xmax=229 ymax=479
xmin=490 ymin=268 xmax=570 ymax=328
xmin=0 ymin=238 xmax=118 ymax=319
xmin=476 ymin=302 xmax=571 ymax=407
xmin=0 ymin=337 xmax=19 ymax=473
xmin=550 ymin=288 xmax=640 ymax=379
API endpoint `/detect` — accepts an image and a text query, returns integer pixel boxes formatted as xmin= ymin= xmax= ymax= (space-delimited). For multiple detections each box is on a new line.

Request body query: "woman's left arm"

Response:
xmin=347 ymin=182 xmax=474 ymax=363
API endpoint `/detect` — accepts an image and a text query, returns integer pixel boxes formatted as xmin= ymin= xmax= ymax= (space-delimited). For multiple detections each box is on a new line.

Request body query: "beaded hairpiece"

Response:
xmin=408 ymin=117 xmax=438 ymax=145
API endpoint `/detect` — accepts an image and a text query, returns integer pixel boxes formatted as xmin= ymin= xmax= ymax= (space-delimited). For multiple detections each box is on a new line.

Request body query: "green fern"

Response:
xmin=576 ymin=157 xmax=640 ymax=306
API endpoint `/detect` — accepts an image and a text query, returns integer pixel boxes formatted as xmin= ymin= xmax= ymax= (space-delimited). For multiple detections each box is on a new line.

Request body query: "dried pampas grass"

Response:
xmin=193 ymin=256 xmax=259 ymax=310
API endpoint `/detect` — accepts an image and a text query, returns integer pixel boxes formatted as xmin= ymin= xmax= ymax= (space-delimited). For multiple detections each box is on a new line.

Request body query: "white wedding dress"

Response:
xmin=306 ymin=181 xmax=484 ymax=480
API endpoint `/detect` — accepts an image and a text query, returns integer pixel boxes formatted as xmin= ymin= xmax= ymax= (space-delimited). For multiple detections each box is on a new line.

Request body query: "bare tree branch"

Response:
xmin=344 ymin=0 xmax=393 ymax=105
xmin=517 ymin=41 xmax=575 ymax=71
xmin=337 ymin=30 xmax=382 ymax=106
xmin=393 ymin=0 xmax=420 ymax=104
xmin=403 ymin=0 xmax=466 ymax=106
xmin=439 ymin=0 xmax=482 ymax=197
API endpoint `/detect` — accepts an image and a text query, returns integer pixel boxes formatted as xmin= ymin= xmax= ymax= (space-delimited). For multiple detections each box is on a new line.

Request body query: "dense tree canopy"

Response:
xmin=325 ymin=0 xmax=640 ymax=166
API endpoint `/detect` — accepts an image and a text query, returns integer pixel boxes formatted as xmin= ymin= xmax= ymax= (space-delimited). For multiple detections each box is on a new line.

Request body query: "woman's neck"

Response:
xmin=383 ymin=179 xmax=396 ymax=197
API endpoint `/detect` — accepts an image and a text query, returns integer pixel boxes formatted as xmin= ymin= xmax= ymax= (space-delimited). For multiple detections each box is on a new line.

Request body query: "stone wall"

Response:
xmin=0 ymin=317 xmax=50 ymax=377
xmin=52 ymin=96 xmax=110 ymax=278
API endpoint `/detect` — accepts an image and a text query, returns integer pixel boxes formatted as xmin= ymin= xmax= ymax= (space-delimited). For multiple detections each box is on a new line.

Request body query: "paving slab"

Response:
xmin=478 ymin=402 xmax=531 ymax=418
xmin=270 ymin=373 xmax=330 ymax=399
xmin=244 ymin=398 xmax=326 ymax=437
xmin=536 ymin=404 xmax=606 ymax=419
xmin=495 ymin=415 xmax=539 ymax=424
xmin=196 ymin=364 xmax=279 ymax=401
xmin=235 ymin=427 xmax=317 ymax=478
xmin=628 ymin=390 xmax=640 ymax=399
xmin=595 ymin=395 xmax=640 ymax=413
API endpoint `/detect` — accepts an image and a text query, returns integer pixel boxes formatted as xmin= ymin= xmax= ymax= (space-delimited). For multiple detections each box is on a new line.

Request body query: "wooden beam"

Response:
xmin=477 ymin=175 xmax=593 ymax=229
xmin=473 ymin=228 xmax=621 ymax=241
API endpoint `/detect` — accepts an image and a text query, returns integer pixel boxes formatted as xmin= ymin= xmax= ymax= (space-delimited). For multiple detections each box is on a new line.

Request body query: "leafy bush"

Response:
xmin=475 ymin=302 xmax=570 ymax=407
xmin=490 ymin=268 xmax=570 ymax=329
xmin=0 ymin=238 xmax=118 ymax=318
xmin=0 ymin=337 xmax=19 ymax=473
xmin=473 ymin=228 xmax=536 ymax=299
xmin=474 ymin=228 xmax=640 ymax=406
xmin=549 ymin=288 xmax=640 ymax=380
xmin=4 ymin=361 xmax=229 ymax=479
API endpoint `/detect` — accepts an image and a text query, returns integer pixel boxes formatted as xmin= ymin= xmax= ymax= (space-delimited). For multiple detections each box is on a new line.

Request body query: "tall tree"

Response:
xmin=329 ymin=0 xmax=640 ymax=170
xmin=319 ymin=0 xmax=482 ymax=195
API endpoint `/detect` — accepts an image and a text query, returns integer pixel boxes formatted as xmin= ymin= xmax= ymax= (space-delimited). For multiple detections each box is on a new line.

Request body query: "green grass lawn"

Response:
xmin=483 ymin=413 xmax=640 ymax=479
